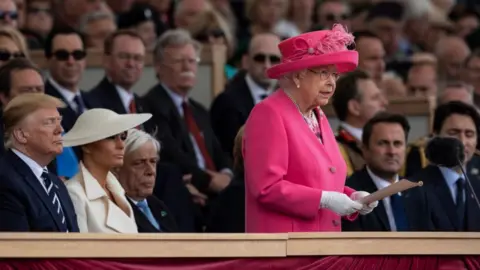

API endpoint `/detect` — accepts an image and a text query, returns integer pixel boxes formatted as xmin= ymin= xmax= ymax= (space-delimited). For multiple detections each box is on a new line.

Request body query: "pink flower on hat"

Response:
xmin=266 ymin=24 xmax=358 ymax=79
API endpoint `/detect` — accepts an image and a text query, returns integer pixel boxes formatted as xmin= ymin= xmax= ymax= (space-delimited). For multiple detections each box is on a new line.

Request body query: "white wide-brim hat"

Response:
xmin=62 ymin=108 xmax=152 ymax=147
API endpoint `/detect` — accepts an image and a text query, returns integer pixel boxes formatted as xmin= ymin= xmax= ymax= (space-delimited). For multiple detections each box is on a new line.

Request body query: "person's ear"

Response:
xmin=12 ymin=128 xmax=28 ymax=144
xmin=347 ymin=99 xmax=361 ymax=117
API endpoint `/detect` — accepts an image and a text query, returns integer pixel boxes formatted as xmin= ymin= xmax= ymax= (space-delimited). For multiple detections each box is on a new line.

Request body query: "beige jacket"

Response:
xmin=65 ymin=163 xmax=138 ymax=233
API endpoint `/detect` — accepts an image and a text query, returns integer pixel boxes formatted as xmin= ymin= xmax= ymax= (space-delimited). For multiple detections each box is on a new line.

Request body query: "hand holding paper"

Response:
xmin=357 ymin=179 xmax=424 ymax=205
xmin=350 ymin=191 xmax=378 ymax=215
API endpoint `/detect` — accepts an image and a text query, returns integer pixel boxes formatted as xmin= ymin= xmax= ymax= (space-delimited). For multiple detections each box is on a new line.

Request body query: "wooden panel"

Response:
xmin=0 ymin=233 xmax=287 ymax=258
xmin=287 ymin=232 xmax=480 ymax=256
xmin=322 ymin=97 xmax=432 ymax=117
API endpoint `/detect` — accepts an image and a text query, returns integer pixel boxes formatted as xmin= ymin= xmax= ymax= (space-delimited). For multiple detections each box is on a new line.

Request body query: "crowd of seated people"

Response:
xmin=0 ymin=0 xmax=479 ymax=234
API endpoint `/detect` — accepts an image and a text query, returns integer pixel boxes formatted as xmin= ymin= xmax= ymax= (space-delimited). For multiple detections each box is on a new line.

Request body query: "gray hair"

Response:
xmin=78 ymin=11 xmax=115 ymax=34
xmin=124 ymin=129 xmax=161 ymax=157
xmin=437 ymin=81 xmax=475 ymax=105
xmin=153 ymin=29 xmax=202 ymax=63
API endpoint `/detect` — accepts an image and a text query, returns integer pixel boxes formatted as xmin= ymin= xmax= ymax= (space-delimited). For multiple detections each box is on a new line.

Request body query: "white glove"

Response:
xmin=350 ymin=191 xmax=378 ymax=215
xmin=320 ymin=191 xmax=363 ymax=216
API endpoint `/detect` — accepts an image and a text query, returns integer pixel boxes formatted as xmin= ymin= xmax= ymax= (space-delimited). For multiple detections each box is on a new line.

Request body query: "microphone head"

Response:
xmin=425 ymin=136 xmax=465 ymax=168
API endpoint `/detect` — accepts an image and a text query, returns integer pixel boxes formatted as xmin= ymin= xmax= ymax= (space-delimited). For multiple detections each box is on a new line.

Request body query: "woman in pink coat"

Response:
xmin=243 ymin=24 xmax=379 ymax=233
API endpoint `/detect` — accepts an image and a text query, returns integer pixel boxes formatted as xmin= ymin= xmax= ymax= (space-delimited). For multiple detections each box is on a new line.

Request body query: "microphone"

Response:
xmin=425 ymin=136 xmax=480 ymax=210
xmin=425 ymin=137 xmax=465 ymax=168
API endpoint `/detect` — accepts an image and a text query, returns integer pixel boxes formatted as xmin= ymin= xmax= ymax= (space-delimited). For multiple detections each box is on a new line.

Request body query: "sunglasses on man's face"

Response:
xmin=106 ymin=131 xmax=128 ymax=141
xmin=0 ymin=50 xmax=24 ymax=61
xmin=325 ymin=13 xmax=349 ymax=21
xmin=52 ymin=49 xmax=87 ymax=61
xmin=253 ymin=53 xmax=281 ymax=64
xmin=0 ymin=11 xmax=18 ymax=20
xmin=195 ymin=29 xmax=225 ymax=42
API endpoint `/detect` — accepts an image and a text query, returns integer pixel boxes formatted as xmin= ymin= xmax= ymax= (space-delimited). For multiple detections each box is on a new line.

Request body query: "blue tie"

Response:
xmin=390 ymin=194 xmax=408 ymax=231
xmin=137 ymin=200 xmax=161 ymax=231
xmin=41 ymin=170 xmax=68 ymax=232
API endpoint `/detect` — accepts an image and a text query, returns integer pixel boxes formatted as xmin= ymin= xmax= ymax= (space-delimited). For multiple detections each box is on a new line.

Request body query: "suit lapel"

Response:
xmin=155 ymin=85 xmax=196 ymax=156
xmin=429 ymin=166 xmax=460 ymax=229
xmin=147 ymin=196 xmax=174 ymax=232
xmin=358 ymin=168 xmax=391 ymax=231
xmin=127 ymin=197 xmax=160 ymax=232
xmin=103 ymin=80 xmax=128 ymax=114
xmin=7 ymin=151 xmax=64 ymax=231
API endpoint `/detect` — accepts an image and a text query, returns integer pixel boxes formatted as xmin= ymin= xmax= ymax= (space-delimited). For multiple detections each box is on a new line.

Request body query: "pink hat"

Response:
xmin=266 ymin=24 xmax=358 ymax=79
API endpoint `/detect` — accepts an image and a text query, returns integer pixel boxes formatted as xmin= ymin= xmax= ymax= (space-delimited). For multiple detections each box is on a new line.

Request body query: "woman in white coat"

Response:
xmin=62 ymin=108 xmax=151 ymax=233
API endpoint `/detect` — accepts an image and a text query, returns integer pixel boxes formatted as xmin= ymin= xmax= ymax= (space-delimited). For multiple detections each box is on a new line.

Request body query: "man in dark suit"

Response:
xmin=43 ymin=28 xmax=98 ymax=132
xmin=332 ymin=70 xmax=388 ymax=177
xmin=342 ymin=112 xmax=430 ymax=232
xmin=409 ymin=101 xmax=480 ymax=231
xmin=210 ymin=34 xmax=281 ymax=156
xmin=143 ymin=29 xmax=232 ymax=195
xmin=116 ymin=129 xmax=179 ymax=232
xmin=0 ymin=94 xmax=79 ymax=232
xmin=0 ymin=58 xmax=46 ymax=157
xmin=89 ymin=30 xmax=148 ymax=118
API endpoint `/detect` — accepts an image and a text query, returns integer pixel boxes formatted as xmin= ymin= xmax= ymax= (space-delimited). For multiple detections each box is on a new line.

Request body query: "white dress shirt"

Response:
xmin=340 ymin=122 xmax=363 ymax=141
xmin=12 ymin=149 xmax=49 ymax=192
xmin=439 ymin=166 xmax=465 ymax=203
xmin=367 ymin=166 xmax=400 ymax=231
xmin=245 ymin=74 xmax=273 ymax=105
xmin=48 ymin=77 xmax=82 ymax=112
xmin=115 ymin=84 xmax=134 ymax=113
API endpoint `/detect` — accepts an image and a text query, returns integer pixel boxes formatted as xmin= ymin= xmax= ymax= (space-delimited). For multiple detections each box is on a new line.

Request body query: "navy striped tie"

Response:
xmin=41 ymin=170 xmax=68 ymax=232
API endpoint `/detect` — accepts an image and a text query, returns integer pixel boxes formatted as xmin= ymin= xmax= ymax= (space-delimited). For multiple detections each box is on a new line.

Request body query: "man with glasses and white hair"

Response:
xmin=143 ymin=29 xmax=232 ymax=213
xmin=115 ymin=129 xmax=179 ymax=233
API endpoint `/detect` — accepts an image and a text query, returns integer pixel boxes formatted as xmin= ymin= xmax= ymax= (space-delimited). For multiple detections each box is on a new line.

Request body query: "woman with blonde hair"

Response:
xmin=0 ymin=27 xmax=28 ymax=66
xmin=63 ymin=108 xmax=151 ymax=233
xmin=187 ymin=8 xmax=237 ymax=79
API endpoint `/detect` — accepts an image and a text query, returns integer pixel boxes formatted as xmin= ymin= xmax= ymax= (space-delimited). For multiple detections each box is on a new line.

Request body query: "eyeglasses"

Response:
xmin=0 ymin=11 xmax=18 ymax=20
xmin=0 ymin=50 xmax=24 ymax=61
xmin=253 ymin=53 xmax=281 ymax=64
xmin=325 ymin=13 xmax=349 ymax=22
xmin=52 ymin=49 xmax=87 ymax=61
xmin=106 ymin=131 xmax=128 ymax=141
xmin=195 ymin=29 xmax=225 ymax=42
xmin=308 ymin=69 xmax=340 ymax=81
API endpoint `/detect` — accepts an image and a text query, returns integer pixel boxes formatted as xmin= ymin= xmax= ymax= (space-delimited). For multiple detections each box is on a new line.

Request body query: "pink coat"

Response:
xmin=243 ymin=90 xmax=357 ymax=233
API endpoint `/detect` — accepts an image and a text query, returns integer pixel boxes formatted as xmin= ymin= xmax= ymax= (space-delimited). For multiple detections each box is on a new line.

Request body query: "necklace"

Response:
xmin=283 ymin=89 xmax=314 ymax=123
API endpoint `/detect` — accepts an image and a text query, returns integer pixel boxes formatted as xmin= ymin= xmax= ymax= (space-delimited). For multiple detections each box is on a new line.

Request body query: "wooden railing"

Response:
xmin=1 ymin=232 xmax=479 ymax=258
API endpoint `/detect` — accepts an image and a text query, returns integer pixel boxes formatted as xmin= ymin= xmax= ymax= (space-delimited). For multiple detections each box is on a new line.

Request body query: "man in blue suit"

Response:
xmin=0 ymin=93 xmax=79 ymax=232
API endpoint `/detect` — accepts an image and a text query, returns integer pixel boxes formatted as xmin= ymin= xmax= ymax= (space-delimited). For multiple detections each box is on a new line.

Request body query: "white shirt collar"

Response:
xmin=340 ymin=122 xmax=363 ymax=141
xmin=12 ymin=149 xmax=47 ymax=181
xmin=115 ymin=85 xmax=134 ymax=112
xmin=48 ymin=77 xmax=79 ymax=103
xmin=367 ymin=166 xmax=399 ymax=191
xmin=245 ymin=74 xmax=272 ymax=104
xmin=162 ymin=83 xmax=187 ymax=116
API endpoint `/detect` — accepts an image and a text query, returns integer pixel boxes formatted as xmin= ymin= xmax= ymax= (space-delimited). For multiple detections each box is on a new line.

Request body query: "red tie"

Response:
xmin=182 ymin=102 xmax=216 ymax=171
xmin=129 ymin=99 xmax=136 ymax=113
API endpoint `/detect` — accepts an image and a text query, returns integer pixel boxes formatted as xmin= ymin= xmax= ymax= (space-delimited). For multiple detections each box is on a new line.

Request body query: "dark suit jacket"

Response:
xmin=206 ymin=170 xmax=245 ymax=233
xmin=409 ymin=164 xmax=480 ymax=231
xmin=0 ymin=150 xmax=79 ymax=232
xmin=153 ymin=162 xmax=197 ymax=232
xmin=45 ymin=80 xmax=99 ymax=132
xmin=142 ymin=84 xmax=232 ymax=193
xmin=342 ymin=167 xmax=431 ymax=232
xmin=127 ymin=195 xmax=178 ymax=233
xmin=88 ymin=77 xmax=146 ymax=115
xmin=210 ymin=71 xmax=254 ymax=156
